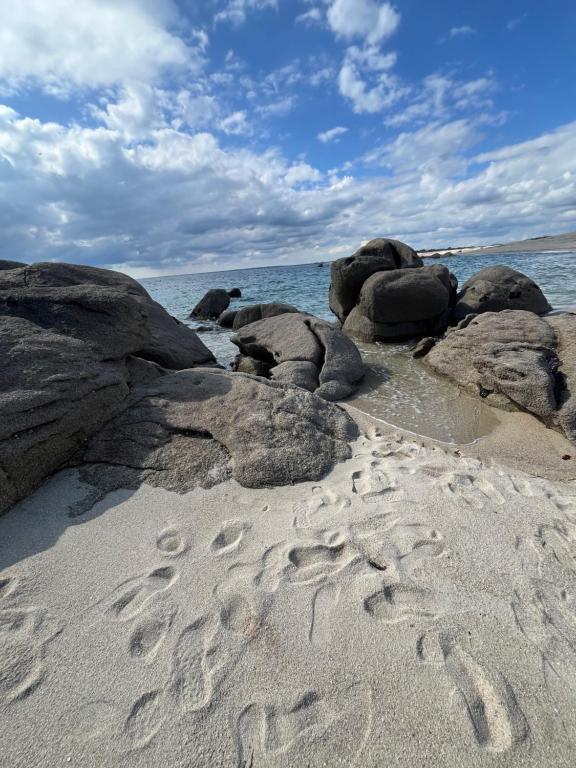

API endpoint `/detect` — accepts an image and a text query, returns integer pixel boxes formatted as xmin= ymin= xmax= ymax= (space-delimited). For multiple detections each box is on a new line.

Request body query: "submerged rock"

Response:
xmin=231 ymin=312 xmax=365 ymax=401
xmin=228 ymin=287 xmax=242 ymax=298
xmin=343 ymin=264 xmax=454 ymax=342
xmin=453 ymin=266 xmax=551 ymax=321
xmin=190 ymin=288 xmax=230 ymax=320
xmin=329 ymin=238 xmax=423 ymax=323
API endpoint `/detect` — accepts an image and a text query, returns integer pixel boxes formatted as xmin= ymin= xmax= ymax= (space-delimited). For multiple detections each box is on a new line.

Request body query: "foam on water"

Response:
xmin=142 ymin=249 xmax=576 ymax=444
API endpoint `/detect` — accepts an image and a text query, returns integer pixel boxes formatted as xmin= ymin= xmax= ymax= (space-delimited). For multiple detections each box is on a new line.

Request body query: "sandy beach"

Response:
xmin=2 ymin=407 xmax=576 ymax=767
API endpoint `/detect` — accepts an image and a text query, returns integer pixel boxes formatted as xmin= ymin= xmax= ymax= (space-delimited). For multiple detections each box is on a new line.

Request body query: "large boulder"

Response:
xmin=343 ymin=264 xmax=453 ymax=342
xmin=228 ymin=287 xmax=242 ymax=298
xmin=217 ymin=308 xmax=238 ymax=328
xmin=231 ymin=312 xmax=365 ymax=401
xmin=0 ymin=262 xmax=215 ymax=368
xmin=0 ymin=259 xmax=27 ymax=270
xmin=83 ymin=369 xmax=359 ymax=493
xmin=329 ymin=238 xmax=423 ymax=322
xmin=0 ymin=316 xmax=133 ymax=515
xmin=189 ymin=289 xmax=230 ymax=320
xmin=419 ymin=310 xmax=576 ymax=442
xmin=232 ymin=302 xmax=299 ymax=330
xmin=453 ymin=266 xmax=551 ymax=321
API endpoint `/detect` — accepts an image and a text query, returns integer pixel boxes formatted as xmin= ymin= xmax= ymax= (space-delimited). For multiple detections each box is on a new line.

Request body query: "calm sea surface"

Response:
xmin=142 ymin=249 xmax=576 ymax=443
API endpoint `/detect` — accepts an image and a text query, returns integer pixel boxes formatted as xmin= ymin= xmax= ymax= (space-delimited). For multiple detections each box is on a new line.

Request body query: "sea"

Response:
xmin=142 ymin=249 xmax=576 ymax=444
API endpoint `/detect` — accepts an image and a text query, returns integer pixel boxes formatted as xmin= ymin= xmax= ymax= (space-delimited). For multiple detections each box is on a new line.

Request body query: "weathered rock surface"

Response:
xmin=343 ymin=264 xmax=453 ymax=342
xmin=420 ymin=310 xmax=576 ymax=443
xmin=329 ymin=238 xmax=423 ymax=322
xmin=0 ymin=262 xmax=215 ymax=368
xmin=83 ymin=369 xmax=359 ymax=492
xmin=190 ymin=289 xmax=230 ymax=320
xmin=0 ymin=259 xmax=27 ymax=270
xmin=232 ymin=302 xmax=299 ymax=330
xmin=232 ymin=312 xmax=364 ymax=400
xmin=270 ymin=361 xmax=319 ymax=392
xmin=0 ymin=316 xmax=132 ymax=515
xmin=453 ymin=266 xmax=551 ymax=321
xmin=217 ymin=308 xmax=238 ymax=328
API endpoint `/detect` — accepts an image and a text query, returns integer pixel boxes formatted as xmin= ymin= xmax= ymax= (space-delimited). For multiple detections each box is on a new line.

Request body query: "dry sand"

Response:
xmin=2 ymin=413 xmax=576 ymax=767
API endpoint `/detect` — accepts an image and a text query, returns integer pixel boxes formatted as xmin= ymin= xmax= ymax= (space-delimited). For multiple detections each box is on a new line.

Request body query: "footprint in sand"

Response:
xmin=364 ymin=581 xmax=439 ymax=623
xmin=169 ymin=617 xmax=217 ymax=714
xmin=438 ymin=472 xmax=505 ymax=510
xmin=292 ymin=486 xmax=350 ymax=529
xmin=236 ymin=683 xmax=372 ymax=767
xmin=285 ymin=537 xmax=354 ymax=585
xmin=0 ymin=606 xmax=59 ymax=704
xmin=309 ymin=583 xmax=341 ymax=646
xmin=211 ymin=520 xmax=251 ymax=556
xmin=0 ymin=576 xmax=18 ymax=601
xmin=124 ymin=689 xmax=166 ymax=749
xmin=109 ymin=566 xmax=178 ymax=623
xmin=418 ymin=630 xmax=529 ymax=753
xmin=129 ymin=604 xmax=179 ymax=662
xmin=156 ymin=528 xmax=188 ymax=558
xmin=352 ymin=461 xmax=400 ymax=503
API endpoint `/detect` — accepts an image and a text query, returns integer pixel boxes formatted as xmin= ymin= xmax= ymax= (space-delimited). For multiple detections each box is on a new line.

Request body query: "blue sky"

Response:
xmin=0 ymin=0 xmax=575 ymax=276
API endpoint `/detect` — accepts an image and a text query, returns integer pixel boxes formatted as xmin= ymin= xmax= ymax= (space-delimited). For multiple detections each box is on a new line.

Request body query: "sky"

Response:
xmin=0 ymin=0 xmax=575 ymax=277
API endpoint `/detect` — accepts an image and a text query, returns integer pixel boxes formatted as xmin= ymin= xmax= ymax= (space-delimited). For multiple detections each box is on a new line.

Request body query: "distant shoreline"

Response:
xmin=418 ymin=231 xmax=576 ymax=258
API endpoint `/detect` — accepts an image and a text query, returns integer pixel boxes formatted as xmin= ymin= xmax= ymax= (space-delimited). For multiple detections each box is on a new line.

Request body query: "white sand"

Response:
xmin=2 ymin=418 xmax=576 ymax=767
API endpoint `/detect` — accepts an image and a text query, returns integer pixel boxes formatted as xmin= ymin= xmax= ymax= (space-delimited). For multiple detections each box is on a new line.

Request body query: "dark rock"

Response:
xmin=232 ymin=312 xmax=364 ymax=401
xmin=232 ymin=303 xmax=299 ymax=331
xmin=83 ymin=369 xmax=359 ymax=492
xmin=0 ymin=262 xmax=215 ymax=369
xmin=0 ymin=260 xmax=27 ymax=270
xmin=194 ymin=325 xmax=212 ymax=333
xmin=228 ymin=288 xmax=242 ymax=298
xmin=343 ymin=265 xmax=452 ymax=342
xmin=329 ymin=238 xmax=423 ymax=322
xmin=233 ymin=355 xmax=272 ymax=377
xmin=412 ymin=337 xmax=437 ymax=358
xmin=190 ymin=289 xmax=230 ymax=320
xmin=217 ymin=308 xmax=238 ymax=328
xmin=0 ymin=316 xmax=132 ymax=515
xmin=547 ymin=313 xmax=576 ymax=443
xmin=453 ymin=266 xmax=551 ymax=321
xmin=424 ymin=310 xmax=562 ymax=428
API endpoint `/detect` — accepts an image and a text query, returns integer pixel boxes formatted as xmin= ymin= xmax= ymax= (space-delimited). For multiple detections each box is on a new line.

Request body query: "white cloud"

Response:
xmin=448 ymin=25 xmax=476 ymax=38
xmin=219 ymin=111 xmax=252 ymax=136
xmin=215 ymin=0 xmax=277 ymax=26
xmin=327 ymin=0 xmax=400 ymax=45
xmin=318 ymin=126 xmax=349 ymax=143
xmin=0 ymin=0 xmax=198 ymax=94
xmin=338 ymin=54 xmax=405 ymax=114
xmin=296 ymin=7 xmax=322 ymax=25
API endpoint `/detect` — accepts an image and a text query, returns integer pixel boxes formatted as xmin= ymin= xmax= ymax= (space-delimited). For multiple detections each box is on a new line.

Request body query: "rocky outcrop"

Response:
xmin=228 ymin=287 xmax=242 ymax=298
xmin=453 ymin=266 xmax=551 ymax=321
xmin=217 ymin=308 xmax=238 ymax=328
xmin=231 ymin=312 xmax=365 ymax=401
xmin=0 ymin=262 xmax=215 ymax=369
xmin=0 ymin=259 xmax=27 ymax=270
xmin=418 ymin=309 xmax=576 ymax=443
xmin=0 ymin=262 xmax=360 ymax=515
xmin=190 ymin=289 xmax=230 ymax=320
xmin=82 ymin=369 xmax=358 ymax=494
xmin=329 ymin=238 xmax=423 ymax=323
xmin=343 ymin=264 xmax=454 ymax=342
xmin=232 ymin=302 xmax=299 ymax=330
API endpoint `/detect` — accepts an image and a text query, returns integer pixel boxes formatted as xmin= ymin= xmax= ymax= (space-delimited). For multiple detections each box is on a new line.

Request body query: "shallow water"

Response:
xmin=142 ymin=249 xmax=576 ymax=443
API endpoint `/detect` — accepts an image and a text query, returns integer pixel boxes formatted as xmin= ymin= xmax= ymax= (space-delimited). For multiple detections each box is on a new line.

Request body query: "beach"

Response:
xmin=2 ymin=407 xmax=576 ymax=767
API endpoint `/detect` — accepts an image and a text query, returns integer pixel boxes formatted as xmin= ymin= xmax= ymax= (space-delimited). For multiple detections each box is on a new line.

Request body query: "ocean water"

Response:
xmin=142 ymin=249 xmax=576 ymax=443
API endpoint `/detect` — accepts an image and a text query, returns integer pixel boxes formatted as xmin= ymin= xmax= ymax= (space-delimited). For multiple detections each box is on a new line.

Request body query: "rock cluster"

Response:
xmin=231 ymin=312 xmax=365 ymax=401
xmin=1 ymin=263 xmax=358 ymax=515
xmin=332 ymin=239 xmax=551 ymax=343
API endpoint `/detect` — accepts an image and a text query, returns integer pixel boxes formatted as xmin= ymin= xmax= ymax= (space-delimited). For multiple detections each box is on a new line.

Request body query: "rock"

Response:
xmin=0 ymin=260 xmax=27 ymax=270
xmin=0 ymin=262 xmax=215 ymax=369
xmin=0 ymin=316 xmax=132 ymax=515
xmin=412 ymin=337 xmax=437 ymax=359
xmin=424 ymin=310 xmax=561 ymax=426
xmin=232 ymin=312 xmax=364 ymax=401
xmin=194 ymin=325 xmax=212 ymax=333
xmin=453 ymin=266 xmax=551 ymax=321
xmin=234 ymin=355 xmax=272 ymax=377
xmin=547 ymin=313 xmax=576 ymax=443
xmin=270 ymin=361 xmax=319 ymax=392
xmin=190 ymin=289 xmax=230 ymax=320
xmin=217 ymin=308 xmax=238 ymax=328
xmin=83 ymin=369 xmax=359 ymax=492
xmin=329 ymin=238 xmax=423 ymax=322
xmin=228 ymin=288 xmax=242 ymax=298
xmin=343 ymin=264 xmax=453 ymax=342
xmin=232 ymin=303 xmax=299 ymax=330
